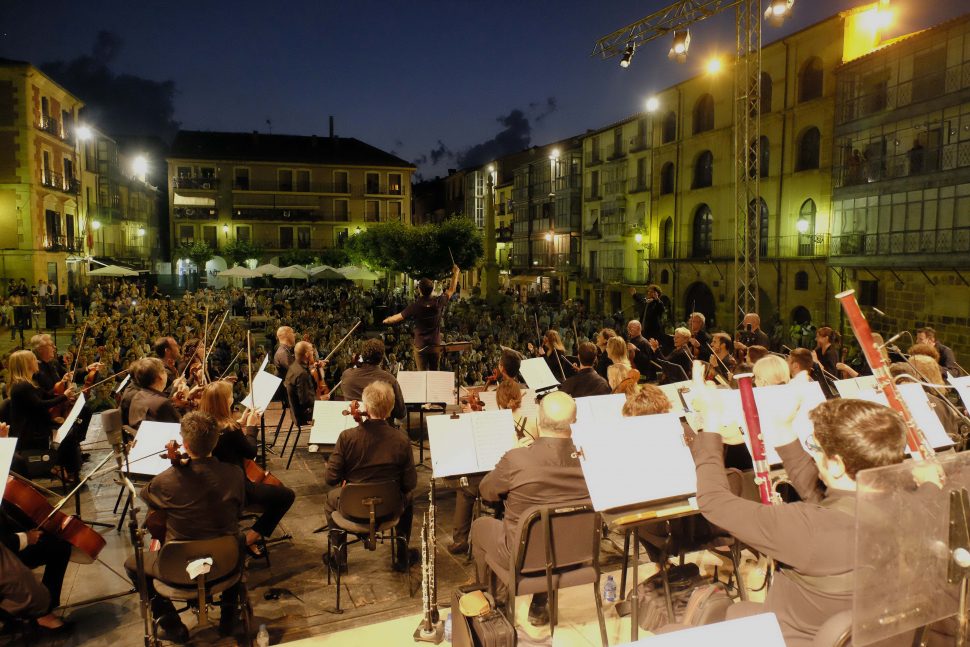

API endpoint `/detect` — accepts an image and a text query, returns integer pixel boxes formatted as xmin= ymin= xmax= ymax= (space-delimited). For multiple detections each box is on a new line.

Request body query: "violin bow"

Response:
xmin=203 ymin=309 xmax=230 ymax=371
xmin=320 ymin=319 xmax=362 ymax=365
xmin=70 ymin=322 xmax=89 ymax=376
xmin=83 ymin=368 xmax=130 ymax=392
xmin=218 ymin=347 xmax=245 ymax=379
xmin=246 ymin=330 xmax=254 ymax=411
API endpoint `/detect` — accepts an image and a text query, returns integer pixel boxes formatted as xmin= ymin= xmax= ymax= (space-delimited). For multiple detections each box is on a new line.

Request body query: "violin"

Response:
xmin=341 ymin=400 xmax=370 ymax=424
xmin=161 ymin=439 xmax=191 ymax=467
xmin=613 ymin=368 xmax=641 ymax=395
xmin=462 ymin=387 xmax=485 ymax=412
xmin=3 ymin=475 xmax=106 ymax=563
xmin=311 ymin=360 xmax=330 ymax=399
xmin=244 ymin=458 xmax=284 ymax=488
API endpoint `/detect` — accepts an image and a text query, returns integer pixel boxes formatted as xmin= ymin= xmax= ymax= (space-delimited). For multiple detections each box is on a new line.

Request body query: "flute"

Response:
xmin=735 ymin=374 xmax=776 ymax=505
xmin=836 ymin=289 xmax=935 ymax=461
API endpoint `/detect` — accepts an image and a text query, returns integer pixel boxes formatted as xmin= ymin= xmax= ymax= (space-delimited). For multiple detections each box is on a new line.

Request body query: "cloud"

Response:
xmin=530 ymin=96 xmax=558 ymax=122
xmin=414 ymin=139 xmax=455 ymax=167
xmin=41 ymin=31 xmax=180 ymax=142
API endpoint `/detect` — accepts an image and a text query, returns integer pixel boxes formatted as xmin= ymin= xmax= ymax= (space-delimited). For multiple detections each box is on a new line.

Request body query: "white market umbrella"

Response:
xmin=337 ymin=265 xmax=379 ymax=281
xmin=275 ymin=265 xmax=311 ymax=280
xmin=218 ymin=265 xmax=261 ymax=278
xmin=309 ymin=265 xmax=345 ymax=280
xmin=254 ymin=263 xmax=281 ymax=276
xmin=88 ymin=264 xmax=139 ymax=277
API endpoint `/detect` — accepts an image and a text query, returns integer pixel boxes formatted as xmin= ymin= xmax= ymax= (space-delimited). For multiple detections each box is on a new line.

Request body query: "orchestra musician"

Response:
xmin=323 ymin=381 xmax=417 ymax=571
xmin=594 ymin=328 xmax=616 ymax=379
xmin=497 ymin=348 xmax=523 ymax=385
xmin=687 ymin=312 xmax=712 ymax=362
xmin=788 ymin=348 xmax=815 ymax=384
xmin=753 ymin=355 xmax=791 ymax=387
xmin=339 ymin=339 xmax=406 ymax=421
xmin=153 ymin=336 xmax=181 ymax=396
xmin=733 ymin=312 xmax=770 ymax=359
xmin=382 ymin=264 xmax=460 ymax=371
xmin=625 ymin=320 xmax=657 ymax=381
xmin=127 ymin=357 xmax=181 ymax=429
xmin=535 ymin=330 xmax=576 ymax=383
xmin=125 ymin=411 xmax=246 ymax=643
xmin=559 ymin=342 xmax=611 ymax=398
xmin=200 ymin=381 xmax=295 ymax=558
xmin=686 ymin=389 xmax=913 ymax=646
xmin=606 ymin=336 xmax=633 ymax=393
xmin=273 ymin=326 xmax=296 ymax=378
xmin=471 ymin=391 xmax=590 ymax=628
xmin=916 ymin=327 xmax=962 ymax=378
xmin=284 ymin=341 xmax=325 ymax=426
xmin=649 ymin=327 xmax=694 ymax=380
xmin=707 ymin=332 xmax=736 ymax=383
xmin=813 ymin=326 xmax=841 ymax=377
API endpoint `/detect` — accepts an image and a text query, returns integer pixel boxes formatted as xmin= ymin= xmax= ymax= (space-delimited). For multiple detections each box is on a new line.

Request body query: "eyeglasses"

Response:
xmin=803 ymin=433 xmax=823 ymax=456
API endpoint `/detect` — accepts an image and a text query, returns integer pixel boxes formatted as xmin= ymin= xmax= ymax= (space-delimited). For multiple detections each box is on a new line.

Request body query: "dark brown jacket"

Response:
xmin=324 ymin=419 xmax=416 ymax=494
xmin=339 ymin=363 xmax=407 ymax=421
xmin=127 ymin=386 xmax=180 ymax=429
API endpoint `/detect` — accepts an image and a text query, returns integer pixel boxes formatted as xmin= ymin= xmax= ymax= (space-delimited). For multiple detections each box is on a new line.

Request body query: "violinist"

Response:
xmin=340 ymin=339 xmax=406 ymax=421
xmin=534 ymin=330 xmax=576 ymax=383
xmin=649 ymin=327 xmax=694 ymax=380
xmin=497 ymin=349 xmax=522 ymax=384
xmin=707 ymin=332 xmax=737 ymax=383
xmin=606 ymin=336 xmax=634 ymax=393
xmin=687 ymin=312 xmax=712 ymax=362
xmin=200 ymin=381 xmax=294 ymax=559
xmin=127 ymin=358 xmax=181 ymax=429
xmin=125 ymin=411 xmax=246 ymax=642
xmin=29 ymin=335 xmax=70 ymax=397
xmin=626 ymin=320 xmax=657 ymax=381
xmin=559 ymin=343 xmax=611 ymax=398
xmin=0 ymin=507 xmax=72 ymax=634
xmin=594 ymin=328 xmax=616 ymax=379
xmin=284 ymin=341 xmax=321 ymax=426
xmin=273 ymin=326 xmax=296 ymax=378
xmin=153 ymin=336 xmax=181 ymax=396
xmin=788 ymin=348 xmax=815 ymax=384
xmin=324 ymin=382 xmax=417 ymax=571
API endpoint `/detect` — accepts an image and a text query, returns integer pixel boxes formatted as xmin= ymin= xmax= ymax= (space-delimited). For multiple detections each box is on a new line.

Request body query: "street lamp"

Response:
xmin=706 ymin=56 xmax=723 ymax=75
xmin=222 ymin=224 xmax=229 ymax=234
xmin=137 ymin=227 xmax=146 ymax=236
xmin=132 ymin=155 xmax=148 ymax=180
xmin=634 ymin=232 xmax=644 ymax=244
xmin=76 ymin=124 xmax=92 ymax=141
xmin=645 ymin=96 xmax=660 ymax=113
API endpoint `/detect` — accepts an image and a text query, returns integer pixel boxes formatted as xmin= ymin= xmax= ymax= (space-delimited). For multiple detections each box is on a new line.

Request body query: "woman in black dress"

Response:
xmin=814 ymin=326 xmax=841 ymax=378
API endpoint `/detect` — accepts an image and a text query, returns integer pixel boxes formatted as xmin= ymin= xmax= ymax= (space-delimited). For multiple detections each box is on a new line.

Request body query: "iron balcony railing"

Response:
xmin=829 ymin=227 xmax=970 ymax=257
xmin=235 ymin=180 xmax=353 ymax=194
xmin=44 ymin=235 xmax=82 ymax=253
xmin=834 ymin=142 xmax=970 ymax=189
xmin=41 ymin=169 xmax=79 ymax=194
xmin=174 ymin=177 xmax=219 ymax=190
xmin=648 ymin=235 xmax=831 ymax=260
xmin=837 ymin=62 xmax=970 ymax=125
xmin=38 ymin=114 xmax=61 ymax=138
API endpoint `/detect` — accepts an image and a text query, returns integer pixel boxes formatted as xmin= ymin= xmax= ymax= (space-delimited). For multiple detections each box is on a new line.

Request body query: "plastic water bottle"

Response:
xmin=603 ymin=575 xmax=617 ymax=603
xmin=256 ymin=623 xmax=270 ymax=647
xmin=444 ymin=613 xmax=453 ymax=643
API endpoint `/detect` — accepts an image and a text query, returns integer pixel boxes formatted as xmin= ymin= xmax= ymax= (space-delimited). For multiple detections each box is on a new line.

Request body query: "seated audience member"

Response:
xmin=323 ymin=381 xmax=417 ymax=571
xmin=471 ymin=391 xmax=590 ymax=627
xmin=559 ymin=342 xmax=611 ymax=398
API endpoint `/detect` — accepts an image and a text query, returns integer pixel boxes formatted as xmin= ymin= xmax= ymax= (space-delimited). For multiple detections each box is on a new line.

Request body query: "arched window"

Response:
xmin=748 ymin=137 xmax=769 ymax=178
xmin=692 ymin=94 xmax=714 ymax=134
xmin=661 ymin=217 xmax=673 ymax=258
xmin=796 ymin=127 xmax=821 ymax=171
xmin=692 ymin=205 xmax=713 ymax=257
xmin=660 ymin=162 xmax=675 ymax=195
xmin=662 ymin=111 xmax=677 ymax=144
xmin=797 ymin=199 xmax=817 ymax=256
xmin=660 ymin=269 xmax=670 ymax=284
xmin=760 ymin=72 xmax=772 ymax=114
xmin=794 ymin=271 xmax=809 ymax=290
xmin=798 ymin=57 xmax=823 ymax=103
xmin=750 ymin=197 xmax=768 ymax=256
xmin=692 ymin=151 xmax=713 ymax=189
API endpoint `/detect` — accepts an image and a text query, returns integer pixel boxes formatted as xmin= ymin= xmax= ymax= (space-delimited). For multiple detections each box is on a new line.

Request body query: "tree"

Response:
xmin=175 ymin=241 xmax=214 ymax=270
xmin=279 ymin=249 xmax=317 ymax=267
xmin=317 ymin=246 xmax=349 ymax=268
xmin=222 ymin=240 xmax=264 ymax=267
xmin=345 ymin=217 xmax=483 ymax=279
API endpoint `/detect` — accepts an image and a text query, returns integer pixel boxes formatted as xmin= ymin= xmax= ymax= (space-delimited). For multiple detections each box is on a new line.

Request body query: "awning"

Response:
xmin=173 ymin=194 xmax=217 ymax=206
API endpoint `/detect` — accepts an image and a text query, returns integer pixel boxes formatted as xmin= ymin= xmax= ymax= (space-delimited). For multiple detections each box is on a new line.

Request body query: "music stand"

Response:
xmin=657 ymin=360 xmax=689 ymax=384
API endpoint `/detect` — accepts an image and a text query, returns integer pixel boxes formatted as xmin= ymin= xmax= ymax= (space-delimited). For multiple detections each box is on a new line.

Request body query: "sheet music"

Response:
xmin=844 ymin=382 xmax=953 ymax=452
xmin=518 ymin=389 xmax=539 ymax=422
xmin=573 ymin=413 xmax=696 ymax=512
xmin=427 ymin=409 xmax=516 ymax=478
xmin=53 ymin=393 xmax=86 ymax=446
xmin=0 ymin=438 xmax=17 ymax=500
xmin=477 ymin=389 xmax=498 ymax=410
xmin=659 ymin=380 xmax=694 ymax=414
xmin=258 ymin=354 xmax=269 ymax=374
xmin=574 ymin=393 xmax=626 ymax=425
xmin=309 ymin=400 xmax=356 ymax=445
xmin=241 ymin=371 xmax=282 ymax=411
xmin=519 ymin=357 xmax=559 ymax=391
xmin=630 ymin=613 xmax=784 ymax=646
xmin=127 ymin=421 xmax=183 ymax=477
xmin=949 ymin=375 xmax=970 ymax=411
xmin=426 ymin=371 xmax=456 ymax=404
xmin=834 ymin=376 xmax=878 ymax=398
xmin=114 ymin=373 xmax=131 ymax=394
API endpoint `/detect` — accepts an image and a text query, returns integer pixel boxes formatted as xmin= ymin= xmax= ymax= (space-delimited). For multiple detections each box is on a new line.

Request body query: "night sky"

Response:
xmin=2 ymin=0 xmax=965 ymax=178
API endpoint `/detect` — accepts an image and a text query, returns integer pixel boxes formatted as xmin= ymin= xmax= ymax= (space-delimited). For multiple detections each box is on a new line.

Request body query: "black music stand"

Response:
xmin=408 ymin=341 xmax=471 ymax=468
xmin=657 ymin=359 xmax=689 ymax=385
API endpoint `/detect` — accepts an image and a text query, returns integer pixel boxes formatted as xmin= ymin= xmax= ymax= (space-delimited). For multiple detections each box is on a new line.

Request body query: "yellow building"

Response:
xmin=0 ymin=59 xmax=84 ymax=295
xmin=166 ymin=129 xmax=414 ymax=283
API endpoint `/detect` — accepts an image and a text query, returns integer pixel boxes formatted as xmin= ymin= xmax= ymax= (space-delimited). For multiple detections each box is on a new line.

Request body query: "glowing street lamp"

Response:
xmin=92 ymin=220 xmax=101 ymax=231
xmin=645 ymin=96 xmax=660 ymax=113
xmin=634 ymin=232 xmax=644 ymax=244
xmin=76 ymin=124 xmax=92 ymax=141
xmin=544 ymin=232 xmax=553 ymax=242
xmin=132 ymin=155 xmax=148 ymax=179
xmin=137 ymin=227 xmax=146 ymax=236
xmin=706 ymin=56 xmax=723 ymax=75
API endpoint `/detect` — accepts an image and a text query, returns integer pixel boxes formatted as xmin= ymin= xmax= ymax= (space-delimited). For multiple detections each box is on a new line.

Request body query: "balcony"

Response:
xmin=174 ymin=177 xmax=219 ymax=190
xmin=554 ymin=252 xmax=579 ymax=270
xmin=37 ymin=114 xmax=61 ymax=138
xmin=650 ymin=235 xmax=831 ymax=261
xmin=364 ymin=184 xmax=404 ymax=196
xmin=173 ymin=207 xmax=218 ymax=220
xmin=41 ymin=169 xmax=79 ymax=194
xmin=231 ymin=208 xmax=324 ymax=222
xmin=235 ymin=180 xmax=354 ymax=194
xmin=628 ymin=178 xmax=649 ymax=193
xmin=601 ymin=219 xmax=627 ymax=239
xmin=829 ymin=227 xmax=970 ymax=265
xmin=586 ymin=188 xmax=601 ymax=201
xmin=44 ymin=235 xmax=82 ymax=253
xmin=496 ymin=226 xmax=513 ymax=243
xmin=834 ymin=143 xmax=970 ymax=190
xmin=630 ymin=134 xmax=649 ymax=153
xmin=837 ymin=63 xmax=970 ymax=126
xmin=607 ymin=147 xmax=625 ymax=161
xmin=584 ymin=152 xmax=603 ymax=167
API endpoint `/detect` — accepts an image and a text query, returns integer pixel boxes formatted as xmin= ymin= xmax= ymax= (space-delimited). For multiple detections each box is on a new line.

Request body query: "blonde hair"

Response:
xmin=543 ymin=330 xmax=565 ymax=353
xmin=8 ymin=350 xmax=37 ymax=386
xmin=622 ymin=384 xmax=671 ymax=417
xmin=198 ymin=380 xmax=234 ymax=426
xmin=606 ymin=336 xmax=630 ymax=366
xmin=495 ymin=379 xmax=523 ymax=411
xmin=753 ymin=356 xmax=791 ymax=387
xmin=910 ymin=354 xmax=944 ymax=386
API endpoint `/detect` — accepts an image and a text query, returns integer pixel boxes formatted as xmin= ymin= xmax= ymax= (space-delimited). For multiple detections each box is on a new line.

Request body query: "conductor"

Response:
xmin=383 ymin=264 xmax=460 ymax=371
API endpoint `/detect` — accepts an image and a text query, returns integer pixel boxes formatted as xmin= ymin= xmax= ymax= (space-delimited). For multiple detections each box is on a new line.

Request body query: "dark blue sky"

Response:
xmin=2 ymin=0 xmax=964 ymax=178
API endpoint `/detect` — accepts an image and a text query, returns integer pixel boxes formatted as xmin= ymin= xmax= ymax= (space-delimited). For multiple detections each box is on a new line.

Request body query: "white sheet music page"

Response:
xmin=477 ymin=389 xmax=498 ymax=410
xmin=518 ymin=390 xmax=539 ymax=422
xmin=127 ymin=421 xmax=183 ymax=477
xmin=519 ymin=357 xmax=559 ymax=391
xmin=0 ymin=438 xmax=17 ymax=499
xmin=397 ymin=371 xmax=428 ymax=404
xmin=241 ymin=371 xmax=282 ymax=411
xmin=468 ymin=409 xmax=517 ymax=473
xmin=258 ymin=354 xmax=270 ymax=374
xmin=54 ymin=392 xmax=87 ymax=445
xmin=949 ymin=375 xmax=970 ymax=411
xmin=834 ymin=376 xmax=878 ymax=398
xmin=574 ymin=394 xmax=626 ymax=425
xmin=427 ymin=414 xmax=478 ymax=478
xmin=659 ymin=381 xmax=693 ymax=414
xmin=309 ymin=400 xmax=356 ymax=445
xmin=426 ymin=371 xmax=456 ymax=404
xmin=846 ymin=382 xmax=953 ymax=452
xmin=573 ymin=413 xmax=696 ymax=512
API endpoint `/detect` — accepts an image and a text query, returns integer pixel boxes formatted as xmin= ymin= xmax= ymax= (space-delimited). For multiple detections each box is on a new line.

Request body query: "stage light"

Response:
xmin=796 ymin=218 xmax=810 ymax=234
xmin=645 ymin=96 xmax=660 ymax=113
xmin=619 ymin=43 xmax=636 ymax=68
xmin=668 ymin=30 xmax=690 ymax=62
xmin=706 ymin=56 xmax=723 ymax=75
xmin=765 ymin=0 xmax=795 ymax=27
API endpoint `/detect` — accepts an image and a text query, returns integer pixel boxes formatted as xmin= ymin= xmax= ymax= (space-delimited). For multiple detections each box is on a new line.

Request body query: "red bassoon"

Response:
xmin=734 ymin=373 xmax=776 ymax=505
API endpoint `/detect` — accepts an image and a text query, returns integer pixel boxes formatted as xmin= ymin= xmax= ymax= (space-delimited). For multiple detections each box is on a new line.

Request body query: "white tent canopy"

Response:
xmin=275 ymin=265 xmax=311 ymax=279
xmin=309 ymin=265 xmax=344 ymax=280
xmin=254 ymin=263 xmax=281 ymax=276
xmin=218 ymin=266 xmax=261 ymax=278
xmin=88 ymin=264 xmax=139 ymax=277
xmin=337 ymin=265 xmax=379 ymax=281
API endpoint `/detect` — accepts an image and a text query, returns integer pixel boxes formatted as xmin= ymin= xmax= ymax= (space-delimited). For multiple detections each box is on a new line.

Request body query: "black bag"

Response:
xmin=452 ymin=584 xmax=516 ymax=647
xmin=18 ymin=448 xmax=54 ymax=480
xmin=635 ymin=563 xmax=707 ymax=631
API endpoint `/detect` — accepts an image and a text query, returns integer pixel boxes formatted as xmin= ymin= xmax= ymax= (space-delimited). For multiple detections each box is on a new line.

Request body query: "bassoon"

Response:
xmin=835 ymin=289 xmax=935 ymax=461
xmin=735 ymin=373 xmax=777 ymax=505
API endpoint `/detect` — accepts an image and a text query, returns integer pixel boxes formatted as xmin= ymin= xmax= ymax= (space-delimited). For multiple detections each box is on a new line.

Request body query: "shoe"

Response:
xmin=528 ymin=601 xmax=550 ymax=627
xmin=245 ymin=541 xmax=265 ymax=559
xmin=156 ymin=613 xmax=190 ymax=644
xmin=35 ymin=619 xmax=74 ymax=636
xmin=393 ymin=548 xmax=421 ymax=572
xmin=446 ymin=541 xmax=469 ymax=555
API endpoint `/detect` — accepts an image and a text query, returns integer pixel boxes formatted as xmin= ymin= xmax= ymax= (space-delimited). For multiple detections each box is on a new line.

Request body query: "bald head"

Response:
xmin=538 ymin=392 xmax=577 ymax=438
xmin=627 ymin=320 xmax=642 ymax=338
xmin=742 ymin=313 xmax=761 ymax=330
xmin=294 ymin=340 xmax=314 ymax=364
xmin=277 ymin=326 xmax=296 ymax=346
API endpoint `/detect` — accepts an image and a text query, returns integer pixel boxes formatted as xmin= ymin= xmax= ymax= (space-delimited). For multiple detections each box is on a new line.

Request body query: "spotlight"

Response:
xmin=764 ymin=0 xmax=794 ymax=27
xmin=668 ymin=29 xmax=690 ymax=62
xmin=706 ymin=57 xmax=723 ymax=75
xmin=645 ymin=96 xmax=660 ymax=113
xmin=619 ymin=43 xmax=636 ymax=68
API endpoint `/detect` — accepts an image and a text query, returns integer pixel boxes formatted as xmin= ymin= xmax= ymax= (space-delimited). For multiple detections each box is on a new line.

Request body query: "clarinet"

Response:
xmin=836 ymin=289 xmax=935 ymax=461
xmin=735 ymin=373 xmax=778 ymax=505
xmin=427 ymin=482 xmax=439 ymax=623
xmin=419 ymin=513 xmax=432 ymax=633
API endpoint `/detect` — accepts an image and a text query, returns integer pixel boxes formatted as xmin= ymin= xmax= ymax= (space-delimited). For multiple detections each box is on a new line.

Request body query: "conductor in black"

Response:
xmin=383 ymin=264 xmax=460 ymax=371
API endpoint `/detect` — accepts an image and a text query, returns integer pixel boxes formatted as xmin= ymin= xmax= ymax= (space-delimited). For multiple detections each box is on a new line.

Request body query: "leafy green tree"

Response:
xmin=317 ymin=246 xmax=349 ymax=268
xmin=345 ymin=217 xmax=483 ymax=279
xmin=222 ymin=240 xmax=264 ymax=266
xmin=279 ymin=249 xmax=317 ymax=267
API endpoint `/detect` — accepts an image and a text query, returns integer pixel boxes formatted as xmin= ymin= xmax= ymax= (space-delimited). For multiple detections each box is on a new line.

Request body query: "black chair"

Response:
xmin=281 ymin=391 xmax=308 ymax=469
xmin=484 ymin=503 xmax=608 ymax=646
xmin=151 ymin=535 xmax=253 ymax=646
xmin=324 ymin=480 xmax=413 ymax=613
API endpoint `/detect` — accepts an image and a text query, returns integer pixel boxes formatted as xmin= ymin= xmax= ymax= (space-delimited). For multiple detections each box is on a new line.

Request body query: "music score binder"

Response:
xmin=397 ymin=371 xmax=456 ymax=404
xmin=426 ymin=409 xmax=517 ymax=478
xmin=309 ymin=400 xmax=357 ymax=445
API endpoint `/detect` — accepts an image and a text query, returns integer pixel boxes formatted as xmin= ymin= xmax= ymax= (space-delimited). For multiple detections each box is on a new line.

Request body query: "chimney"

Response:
xmin=329 ymin=116 xmax=334 ymax=139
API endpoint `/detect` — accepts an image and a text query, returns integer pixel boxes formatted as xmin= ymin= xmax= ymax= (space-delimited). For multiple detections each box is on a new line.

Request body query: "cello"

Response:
xmin=3 ymin=474 xmax=106 ymax=563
